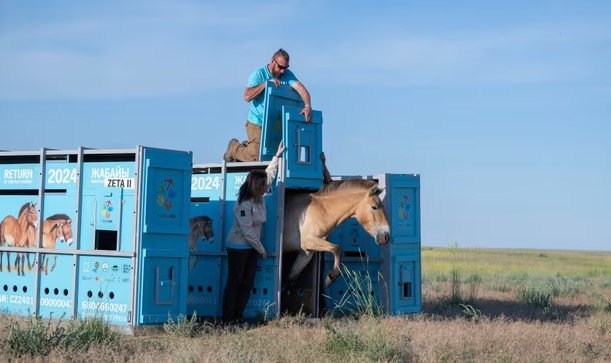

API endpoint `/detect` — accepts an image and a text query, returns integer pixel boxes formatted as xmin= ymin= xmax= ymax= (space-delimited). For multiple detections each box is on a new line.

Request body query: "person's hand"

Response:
xmin=260 ymin=250 xmax=268 ymax=259
xmin=270 ymin=78 xmax=280 ymax=88
xmin=275 ymin=140 xmax=286 ymax=158
xmin=320 ymin=152 xmax=326 ymax=163
xmin=300 ymin=105 xmax=312 ymax=123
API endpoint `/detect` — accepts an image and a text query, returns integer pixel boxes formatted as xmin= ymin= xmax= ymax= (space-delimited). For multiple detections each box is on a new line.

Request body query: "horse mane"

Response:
xmin=314 ymin=179 xmax=378 ymax=196
xmin=48 ymin=222 xmax=61 ymax=232
xmin=46 ymin=213 xmax=71 ymax=221
xmin=18 ymin=202 xmax=34 ymax=216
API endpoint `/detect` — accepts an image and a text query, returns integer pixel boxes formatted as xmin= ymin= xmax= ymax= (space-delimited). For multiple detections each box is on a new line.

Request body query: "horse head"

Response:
xmin=52 ymin=222 xmax=65 ymax=241
xmin=61 ymin=219 xmax=74 ymax=245
xmin=354 ymin=185 xmax=390 ymax=245
xmin=202 ymin=217 xmax=214 ymax=243
xmin=22 ymin=202 xmax=39 ymax=230
xmin=189 ymin=216 xmax=215 ymax=251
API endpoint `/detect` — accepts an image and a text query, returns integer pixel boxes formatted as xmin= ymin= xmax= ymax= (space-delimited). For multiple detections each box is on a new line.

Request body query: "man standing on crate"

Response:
xmin=223 ymin=48 xmax=312 ymax=162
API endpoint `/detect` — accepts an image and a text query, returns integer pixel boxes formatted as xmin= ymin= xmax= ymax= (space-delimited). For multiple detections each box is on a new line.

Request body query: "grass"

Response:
xmin=323 ymin=318 xmax=410 ymax=362
xmin=329 ymin=264 xmax=385 ymax=317
xmin=423 ymin=247 xmax=611 ymax=278
xmin=516 ymin=279 xmax=554 ymax=311
xmin=163 ymin=312 xmax=202 ymax=338
xmin=0 ymin=247 xmax=609 ymax=361
xmin=2 ymin=315 xmax=118 ymax=357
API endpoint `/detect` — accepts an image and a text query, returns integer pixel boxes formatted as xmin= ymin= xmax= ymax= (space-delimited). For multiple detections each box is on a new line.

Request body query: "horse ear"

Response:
xmin=369 ymin=186 xmax=385 ymax=196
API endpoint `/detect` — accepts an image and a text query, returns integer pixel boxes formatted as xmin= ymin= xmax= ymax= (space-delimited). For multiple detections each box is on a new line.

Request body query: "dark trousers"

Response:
xmin=222 ymin=248 xmax=258 ymax=323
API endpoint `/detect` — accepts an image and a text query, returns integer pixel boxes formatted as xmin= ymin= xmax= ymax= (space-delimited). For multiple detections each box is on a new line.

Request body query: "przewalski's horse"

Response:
xmin=0 ymin=202 xmax=39 ymax=275
xmin=283 ymin=179 xmax=390 ymax=287
xmin=40 ymin=214 xmax=74 ymax=274
xmin=188 ymin=216 xmax=214 ymax=270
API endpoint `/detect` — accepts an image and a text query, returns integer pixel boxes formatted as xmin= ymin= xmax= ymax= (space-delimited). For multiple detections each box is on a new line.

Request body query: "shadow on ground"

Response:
xmin=423 ymin=297 xmax=593 ymax=322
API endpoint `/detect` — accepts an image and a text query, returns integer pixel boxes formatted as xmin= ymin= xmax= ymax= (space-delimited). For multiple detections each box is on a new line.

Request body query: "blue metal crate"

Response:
xmin=0 ymin=147 xmax=192 ymax=328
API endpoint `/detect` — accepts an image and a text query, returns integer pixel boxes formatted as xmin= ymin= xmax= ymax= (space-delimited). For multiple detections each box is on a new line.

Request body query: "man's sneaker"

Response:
xmin=223 ymin=138 xmax=239 ymax=162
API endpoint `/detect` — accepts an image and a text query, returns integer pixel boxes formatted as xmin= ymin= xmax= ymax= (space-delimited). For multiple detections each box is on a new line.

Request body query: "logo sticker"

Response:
xmin=157 ymin=178 xmax=177 ymax=211
xmin=398 ymin=195 xmax=411 ymax=221
xmin=102 ymin=200 xmax=113 ymax=219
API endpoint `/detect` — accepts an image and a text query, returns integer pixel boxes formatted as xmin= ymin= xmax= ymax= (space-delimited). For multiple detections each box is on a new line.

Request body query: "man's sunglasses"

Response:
xmin=273 ymin=58 xmax=289 ymax=70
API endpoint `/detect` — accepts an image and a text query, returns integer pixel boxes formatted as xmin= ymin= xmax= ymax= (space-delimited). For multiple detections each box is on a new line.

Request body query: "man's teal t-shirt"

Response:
xmin=247 ymin=65 xmax=298 ymax=126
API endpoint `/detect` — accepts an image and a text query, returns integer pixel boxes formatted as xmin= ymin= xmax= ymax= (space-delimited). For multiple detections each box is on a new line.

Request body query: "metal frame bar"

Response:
xmin=32 ymin=148 xmax=47 ymax=316
xmin=0 ymin=246 xmax=135 ymax=257
xmin=129 ymin=146 xmax=144 ymax=326
xmin=193 ymin=161 xmax=270 ymax=169
xmin=273 ymin=157 xmax=287 ymax=318
xmin=92 ymin=200 xmax=97 ymax=245
xmin=215 ymin=159 xmax=228 ymax=316
xmin=70 ymin=147 xmax=84 ymax=319
xmin=377 ymin=173 xmax=392 ymax=314
xmin=116 ymin=195 xmax=123 ymax=252
xmin=0 ymin=148 xmax=139 ymax=158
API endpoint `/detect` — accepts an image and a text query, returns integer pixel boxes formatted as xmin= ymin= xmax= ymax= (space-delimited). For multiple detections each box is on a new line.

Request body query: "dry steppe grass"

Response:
xmin=1 ymin=247 xmax=609 ymax=362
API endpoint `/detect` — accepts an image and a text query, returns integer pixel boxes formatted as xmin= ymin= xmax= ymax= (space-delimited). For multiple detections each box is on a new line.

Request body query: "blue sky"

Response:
xmin=1 ymin=1 xmax=610 ymax=251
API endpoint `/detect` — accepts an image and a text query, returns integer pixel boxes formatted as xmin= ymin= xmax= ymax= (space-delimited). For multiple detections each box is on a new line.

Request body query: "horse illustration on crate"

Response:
xmin=188 ymin=215 xmax=214 ymax=270
xmin=40 ymin=214 xmax=74 ymax=274
xmin=0 ymin=202 xmax=39 ymax=275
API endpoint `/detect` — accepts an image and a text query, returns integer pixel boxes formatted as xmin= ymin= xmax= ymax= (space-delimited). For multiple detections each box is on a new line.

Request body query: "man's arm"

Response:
xmin=245 ymin=78 xmax=281 ymax=102
xmin=244 ymin=82 xmax=267 ymax=102
xmin=291 ymin=81 xmax=312 ymax=123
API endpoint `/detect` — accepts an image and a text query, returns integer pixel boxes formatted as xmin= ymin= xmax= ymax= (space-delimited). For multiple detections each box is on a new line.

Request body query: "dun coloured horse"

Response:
xmin=40 ymin=214 xmax=74 ymax=274
xmin=283 ymin=179 xmax=390 ymax=287
xmin=0 ymin=202 xmax=39 ymax=275
xmin=188 ymin=216 xmax=214 ymax=270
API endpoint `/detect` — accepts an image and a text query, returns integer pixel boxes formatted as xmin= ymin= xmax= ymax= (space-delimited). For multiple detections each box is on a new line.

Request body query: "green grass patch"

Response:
xmin=323 ymin=319 xmax=403 ymax=361
xmin=4 ymin=315 xmax=118 ymax=358
xmin=330 ymin=263 xmax=386 ymax=318
xmin=163 ymin=313 xmax=202 ymax=338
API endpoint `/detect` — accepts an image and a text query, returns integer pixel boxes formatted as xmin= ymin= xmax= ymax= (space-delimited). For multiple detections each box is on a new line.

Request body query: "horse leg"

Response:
xmin=188 ymin=255 xmax=197 ymax=271
xmin=285 ymin=251 xmax=315 ymax=288
xmin=19 ymin=253 xmax=24 ymax=276
xmin=51 ymin=255 xmax=57 ymax=272
xmin=26 ymin=252 xmax=33 ymax=271
xmin=0 ymin=251 xmax=3 ymax=271
xmin=6 ymin=251 xmax=11 ymax=273
xmin=14 ymin=253 xmax=21 ymax=276
xmin=19 ymin=253 xmax=25 ymax=276
xmin=301 ymin=235 xmax=342 ymax=287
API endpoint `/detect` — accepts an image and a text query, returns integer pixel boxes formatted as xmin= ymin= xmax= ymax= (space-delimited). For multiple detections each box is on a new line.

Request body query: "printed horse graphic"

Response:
xmin=0 ymin=202 xmax=39 ymax=275
xmin=188 ymin=216 xmax=214 ymax=270
xmin=40 ymin=214 xmax=74 ymax=274
xmin=283 ymin=180 xmax=390 ymax=287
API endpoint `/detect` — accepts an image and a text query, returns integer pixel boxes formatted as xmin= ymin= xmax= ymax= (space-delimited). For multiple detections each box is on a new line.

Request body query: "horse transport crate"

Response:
xmin=0 ymin=82 xmax=422 ymax=326
xmin=188 ymin=82 xmax=324 ymax=319
xmin=322 ymin=174 xmax=421 ymax=315
xmin=0 ymin=146 xmax=192 ymax=328
xmin=186 ymin=82 xmax=421 ymax=320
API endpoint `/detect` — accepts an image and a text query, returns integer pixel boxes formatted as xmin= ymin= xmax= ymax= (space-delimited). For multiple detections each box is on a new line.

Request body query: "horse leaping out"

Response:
xmin=283 ymin=179 xmax=390 ymax=287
